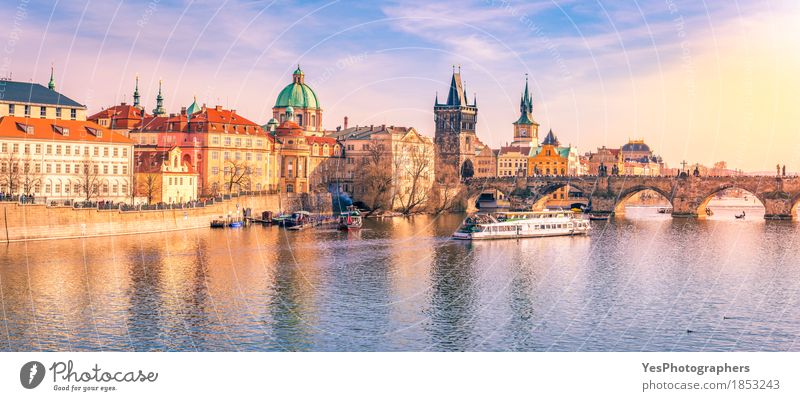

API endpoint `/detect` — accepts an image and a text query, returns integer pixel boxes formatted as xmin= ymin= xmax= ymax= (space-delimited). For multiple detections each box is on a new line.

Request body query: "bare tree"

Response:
xmin=352 ymin=139 xmax=394 ymax=215
xmin=224 ymin=159 xmax=252 ymax=193
xmin=0 ymin=150 xmax=21 ymax=195
xmin=76 ymin=156 xmax=101 ymax=201
xmin=19 ymin=156 xmax=42 ymax=195
xmin=428 ymin=162 xmax=461 ymax=214
xmin=396 ymin=143 xmax=434 ymax=214
xmin=137 ymin=173 xmax=161 ymax=204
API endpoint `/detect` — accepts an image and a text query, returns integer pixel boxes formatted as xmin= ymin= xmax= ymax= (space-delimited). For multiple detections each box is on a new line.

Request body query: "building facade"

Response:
xmin=134 ymin=146 xmax=198 ymax=204
xmin=0 ymin=117 xmax=134 ymax=201
xmin=0 ymin=77 xmax=133 ymax=202
xmin=327 ymin=124 xmax=434 ymax=209
xmin=497 ymin=146 xmax=530 ymax=177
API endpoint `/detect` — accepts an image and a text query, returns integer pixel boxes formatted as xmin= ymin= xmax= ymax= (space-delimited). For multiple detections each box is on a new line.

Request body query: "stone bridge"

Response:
xmin=464 ymin=175 xmax=800 ymax=220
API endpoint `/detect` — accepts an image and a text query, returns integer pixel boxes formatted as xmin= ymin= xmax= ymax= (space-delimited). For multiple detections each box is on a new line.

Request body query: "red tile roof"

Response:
xmin=134 ymin=148 xmax=196 ymax=174
xmin=0 ymin=116 xmax=134 ymax=144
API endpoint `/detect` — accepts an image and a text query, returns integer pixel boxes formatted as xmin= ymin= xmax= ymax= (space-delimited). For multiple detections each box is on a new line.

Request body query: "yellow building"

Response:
xmin=134 ymin=147 xmax=198 ymax=204
xmin=0 ymin=70 xmax=88 ymax=121
xmin=528 ymin=130 xmax=572 ymax=206
xmin=497 ymin=146 xmax=530 ymax=177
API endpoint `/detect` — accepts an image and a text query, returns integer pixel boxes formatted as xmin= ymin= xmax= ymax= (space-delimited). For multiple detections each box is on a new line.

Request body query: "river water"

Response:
xmin=1 ymin=204 xmax=799 ymax=351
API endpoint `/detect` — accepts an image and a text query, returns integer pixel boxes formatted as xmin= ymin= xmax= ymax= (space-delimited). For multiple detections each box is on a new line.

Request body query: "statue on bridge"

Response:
xmin=693 ymin=165 xmax=700 ymax=177
xmin=611 ymin=164 xmax=619 ymax=176
xmin=598 ymin=163 xmax=607 ymax=177
xmin=777 ymin=164 xmax=781 ymax=176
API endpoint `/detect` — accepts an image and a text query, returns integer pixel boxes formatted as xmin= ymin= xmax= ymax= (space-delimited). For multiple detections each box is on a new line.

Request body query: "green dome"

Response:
xmin=274 ymin=81 xmax=320 ymax=109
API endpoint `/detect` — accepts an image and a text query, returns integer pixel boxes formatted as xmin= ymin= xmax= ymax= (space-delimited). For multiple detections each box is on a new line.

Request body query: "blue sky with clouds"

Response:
xmin=2 ymin=0 xmax=798 ymax=170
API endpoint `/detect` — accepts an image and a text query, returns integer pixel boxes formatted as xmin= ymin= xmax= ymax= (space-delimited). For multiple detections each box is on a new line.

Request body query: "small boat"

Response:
xmin=452 ymin=210 xmax=590 ymax=240
xmin=272 ymin=214 xmax=293 ymax=227
xmin=657 ymin=207 xmax=673 ymax=214
xmin=284 ymin=211 xmax=312 ymax=229
xmin=210 ymin=216 xmax=226 ymax=228
xmin=228 ymin=219 xmax=243 ymax=228
xmin=735 ymin=212 xmax=746 ymax=219
xmin=587 ymin=212 xmax=611 ymax=221
xmin=338 ymin=206 xmax=363 ymax=230
xmin=705 ymin=207 xmax=714 ymax=216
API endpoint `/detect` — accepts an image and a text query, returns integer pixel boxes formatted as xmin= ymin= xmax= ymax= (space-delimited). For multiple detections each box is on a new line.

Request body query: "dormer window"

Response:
xmin=53 ymin=125 xmax=70 ymax=136
xmin=86 ymin=127 xmax=102 ymax=138
xmin=16 ymin=122 xmax=34 ymax=134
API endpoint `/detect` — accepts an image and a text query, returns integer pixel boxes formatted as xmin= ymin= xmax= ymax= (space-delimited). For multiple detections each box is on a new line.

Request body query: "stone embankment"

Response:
xmin=1 ymin=193 xmax=331 ymax=242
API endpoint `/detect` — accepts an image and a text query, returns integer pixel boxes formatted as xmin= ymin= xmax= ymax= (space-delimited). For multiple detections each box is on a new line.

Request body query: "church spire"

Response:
xmin=48 ymin=65 xmax=55 ymax=90
xmin=133 ymin=74 xmax=140 ymax=108
xmin=152 ymin=79 xmax=165 ymax=116
xmin=445 ymin=66 xmax=467 ymax=106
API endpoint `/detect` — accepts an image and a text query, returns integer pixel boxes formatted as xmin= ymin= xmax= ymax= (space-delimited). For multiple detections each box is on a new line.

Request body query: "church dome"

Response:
xmin=621 ymin=141 xmax=650 ymax=152
xmin=274 ymin=67 xmax=320 ymax=109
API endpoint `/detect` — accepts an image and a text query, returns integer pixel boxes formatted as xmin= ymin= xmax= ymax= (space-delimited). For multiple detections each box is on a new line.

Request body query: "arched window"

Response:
xmin=286 ymin=183 xmax=294 ymax=193
xmin=311 ymin=114 xmax=316 ymax=128
xmin=323 ymin=144 xmax=329 ymax=155
xmin=313 ymin=143 xmax=319 ymax=156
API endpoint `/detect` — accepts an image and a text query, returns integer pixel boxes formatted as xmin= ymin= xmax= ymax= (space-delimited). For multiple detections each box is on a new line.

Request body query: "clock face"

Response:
xmin=519 ymin=128 xmax=527 ymax=137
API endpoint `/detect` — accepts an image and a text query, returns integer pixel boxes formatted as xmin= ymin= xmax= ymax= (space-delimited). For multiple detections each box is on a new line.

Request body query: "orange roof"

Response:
xmin=0 ymin=116 xmax=133 ymax=144
xmin=88 ymin=103 xmax=150 ymax=121
xmin=135 ymin=105 xmax=271 ymax=139
xmin=134 ymin=148 xmax=196 ymax=174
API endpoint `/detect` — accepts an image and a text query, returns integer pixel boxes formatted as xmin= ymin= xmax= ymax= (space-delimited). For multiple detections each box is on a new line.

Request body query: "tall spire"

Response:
xmin=520 ymin=73 xmax=532 ymax=114
xmin=152 ymin=79 xmax=165 ymax=116
xmin=48 ymin=65 xmax=55 ymax=90
xmin=133 ymin=74 xmax=140 ymax=108
xmin=445 ymin=68 xmax=466 ymax=106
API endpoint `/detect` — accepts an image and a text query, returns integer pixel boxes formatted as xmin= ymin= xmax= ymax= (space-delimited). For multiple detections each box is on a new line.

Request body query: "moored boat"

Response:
xmin=284 ymin=211 xmax=312 ymax=229
xmin=338 ymin=207 xmax=363 ymax=230
xmin=452 ymin=210 xmax=590 ymax=240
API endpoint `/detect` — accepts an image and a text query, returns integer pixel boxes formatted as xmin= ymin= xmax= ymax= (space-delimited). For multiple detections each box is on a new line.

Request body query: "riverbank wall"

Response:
xmin=0 ymin=193 xmax=332 ymax=243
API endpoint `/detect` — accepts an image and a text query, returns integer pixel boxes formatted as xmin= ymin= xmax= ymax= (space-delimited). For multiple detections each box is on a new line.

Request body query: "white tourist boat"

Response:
xmin=452 ymin=210 xmax=591 ymax=240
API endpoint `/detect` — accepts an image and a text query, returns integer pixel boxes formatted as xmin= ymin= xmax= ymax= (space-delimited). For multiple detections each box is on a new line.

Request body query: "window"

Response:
xmin=224 ymin=137 xmax=231 ymax=146
xmin=224 ymin=152 xmax=230 ymax=160
xmin=56 ymin=108 xmax=61 ymax=118
xmin=55 ymin=164 xmax=61 ymax=174
xmin=235 ymin=138 xmax=241 ymax=147
xmin=8 ymin=104 xmax=14 ymax=114
xmin=121 ymin=184 xmax=128 ymax=195
xmin=65 ymin=145 xmax=71 ymax=155
xmin=24 ymin=105 xmax=30 ymax=116
xmin=40 ymin=107 xmax=46 ymax=118
xmin=122 ymin=165 xmax=127 ymax=175
xmin=212 ymin=136 xmax=219 ymax=145
xmin=35 ymin=164 xmax=41 ymax=173
xmin=46 ymin=164 xmax=52 ymax=173
xmin=55 ymin=183 xmax=61 ymax=193
xmin=112 ymin=184 xmax=118 ymax=194
xmin=211 ymin=167 xmax=219 ymax=175
xmin=93 ymin=147 xmax=99 ymax=156
xmin=70 ymin=109 xmax=77 ymax=120
xmin=102 ymin=183 xmax=108 ymax=193
xmin=113 ymin=148 xmax=118 ymax=157
xmin=103 ymin=147 xmax=109 ymax=157
xmin=55 ymin=145 xmax=61 ymax=155
xmin=103 ymin=165 xmax=108 ymax=174
xmin=35 ymin=144 xmax=41 ymax=154
xmin=73 ymin=183 xmax=80 ymax=193
xmin=211 ymin=151 xmax=219 ymax=160
xmin=45 ymin=183 xmax=51 ymax=193
xmin=122 ymin=148 xmax=127 ymax=157
xmin=65 ymin=164 xmax=71 ymax=174
xmin=113 ymin=165 xmax=118 ymax=174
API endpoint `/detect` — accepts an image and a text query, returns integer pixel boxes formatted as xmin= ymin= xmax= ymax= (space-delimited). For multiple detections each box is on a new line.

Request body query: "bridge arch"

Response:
xmin=694 ymin=184 xmax=766 ymax=217
xmin=613 ymin=185 xmax=675 ymax=214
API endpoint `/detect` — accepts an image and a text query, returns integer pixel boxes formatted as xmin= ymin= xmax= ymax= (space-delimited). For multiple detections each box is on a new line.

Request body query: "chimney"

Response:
xmin=215 ymin=105 xmax=222 ymax=111
xmin=343 ymin=116 xmax=349 ymax=129
xmin=381 ymin=124 xmax=386 ymax=130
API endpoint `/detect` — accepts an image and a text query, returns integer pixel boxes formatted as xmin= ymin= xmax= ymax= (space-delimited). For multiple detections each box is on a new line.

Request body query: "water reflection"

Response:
xmin=1 ymin=207 xmax=799 ymax=351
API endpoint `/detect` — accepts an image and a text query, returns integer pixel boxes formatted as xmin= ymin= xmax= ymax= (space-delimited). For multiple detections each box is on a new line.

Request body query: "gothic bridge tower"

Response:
xmin=434 ymin=67 xmax=478 ymax=178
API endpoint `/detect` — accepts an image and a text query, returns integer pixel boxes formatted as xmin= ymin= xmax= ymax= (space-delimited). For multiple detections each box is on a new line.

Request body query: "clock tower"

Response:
xmin=511 ymin=76 xmax=539 ymax=147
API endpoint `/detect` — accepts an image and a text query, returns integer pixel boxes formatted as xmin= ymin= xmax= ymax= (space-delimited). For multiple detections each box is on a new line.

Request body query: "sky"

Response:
xmin=1 ymin=0 xmax=798 ymax=172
